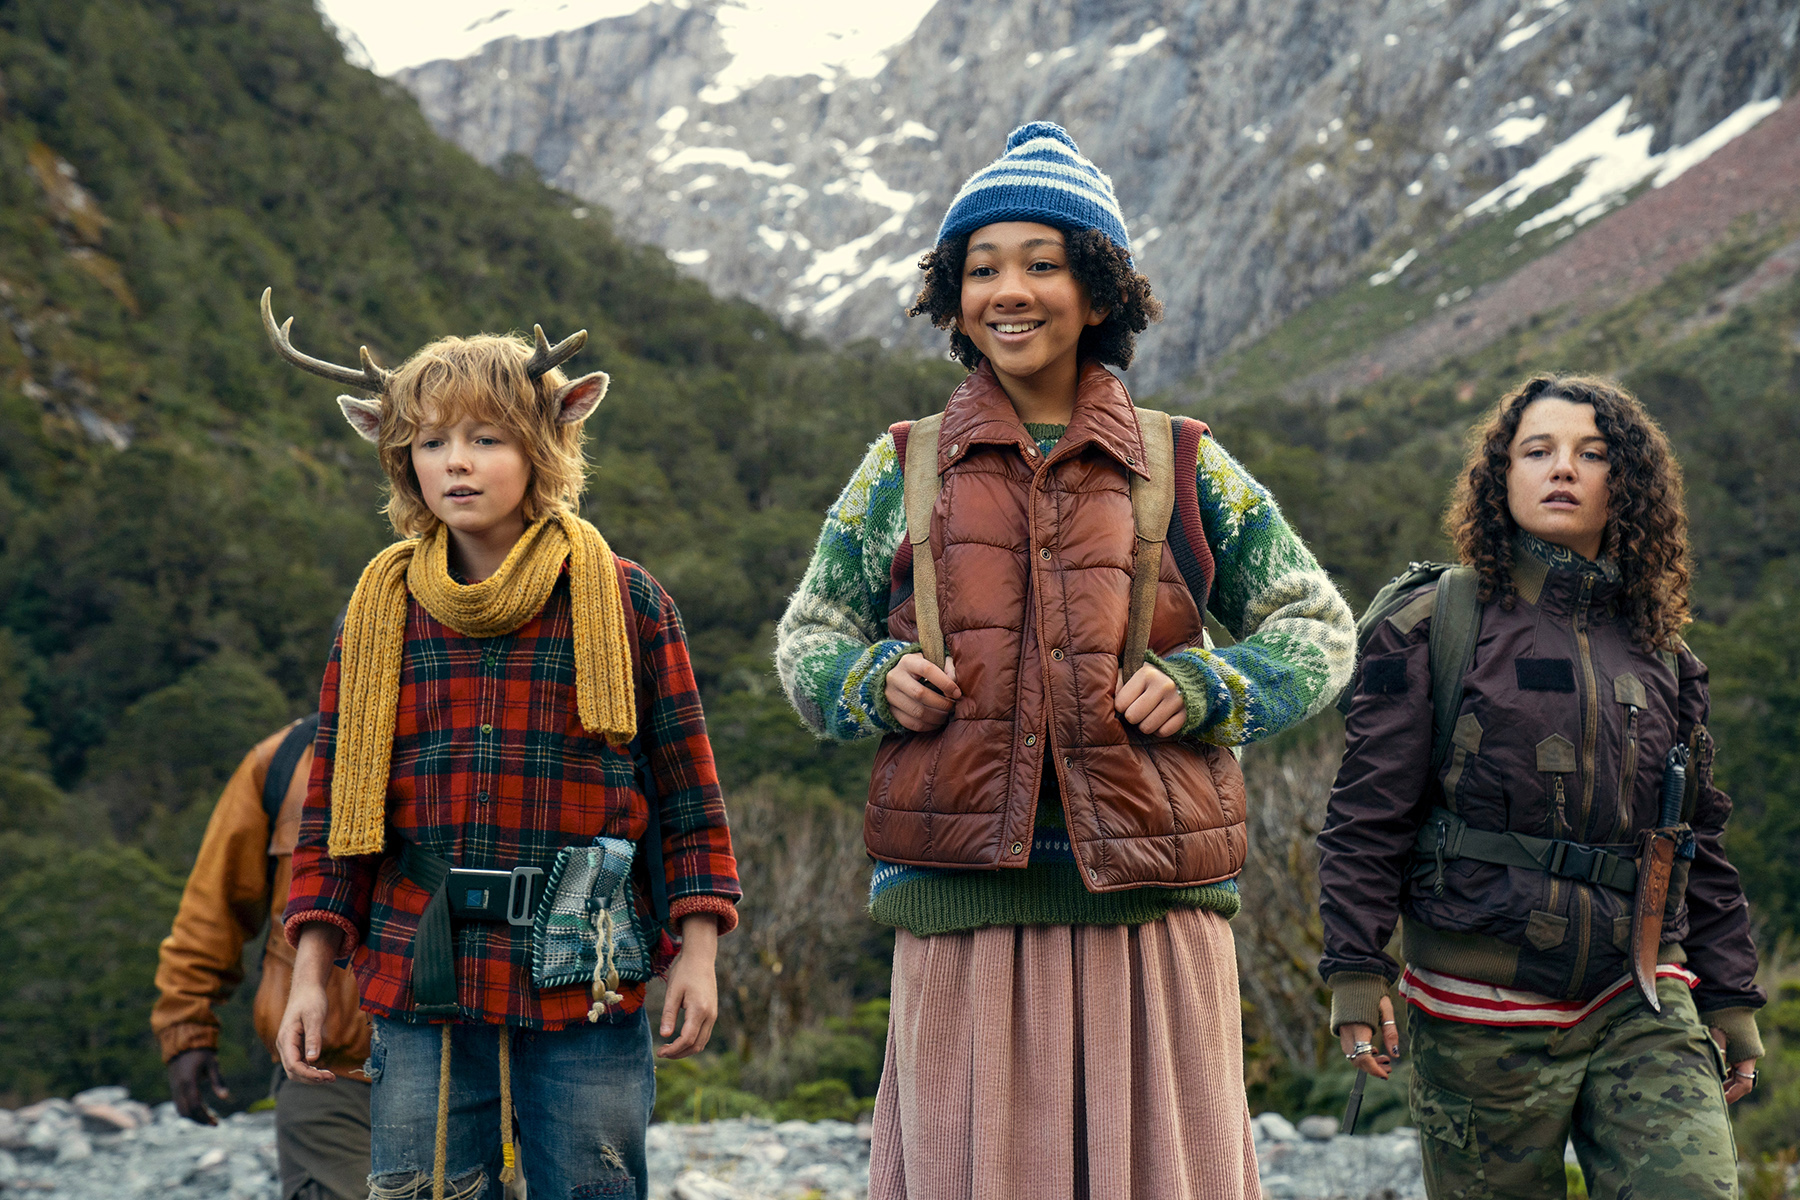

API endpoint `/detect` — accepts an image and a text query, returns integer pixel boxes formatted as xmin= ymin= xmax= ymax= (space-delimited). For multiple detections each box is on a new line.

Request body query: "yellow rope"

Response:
xmin=498 ymin=1029 xmax=516 ymax=1185
xmin=328 ymin=510 xmax=636 ymax=856
xmin=433 ymin=1023 xmax=452 ymax=1200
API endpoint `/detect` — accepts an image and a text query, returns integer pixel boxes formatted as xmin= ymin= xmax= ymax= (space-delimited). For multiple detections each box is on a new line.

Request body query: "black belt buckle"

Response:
xmin=1548 ymin=841 xmax=1605 ymax=885
xmin=447 ymin=866 xmax=545 ymax=926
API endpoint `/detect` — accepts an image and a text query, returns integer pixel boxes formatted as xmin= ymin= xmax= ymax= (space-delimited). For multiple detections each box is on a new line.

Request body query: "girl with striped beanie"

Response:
xmin=777 ymin=123 xmax=1355 ymax=1196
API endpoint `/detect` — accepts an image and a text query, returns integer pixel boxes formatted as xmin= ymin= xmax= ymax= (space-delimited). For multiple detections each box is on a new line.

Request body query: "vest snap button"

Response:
xmin=1051 ymin=648 xmax=1064 ymax=661
xmin=1127 ymin=457 xmax=1137 ymax=466
xmin=948 ymin=442 xmax=959 ymax=456
xmin=1026 ymin=446 xmax=1038 ymax=456
xmin=1039 ymin=548 xmax=1051 ymax=560
xmin=1025 ymin=734 xmax=1037 ymax=747
xmin=1089 ymin=867 xmax=1100 ymax=883
xmin=1011 ymin=841 xmax=1024 ymax=855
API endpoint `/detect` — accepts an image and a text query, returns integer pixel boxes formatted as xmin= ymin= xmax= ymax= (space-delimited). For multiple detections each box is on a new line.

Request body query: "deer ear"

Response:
xmin=337 ymin=395 xmax=383 ymax=444
xmin=555 ymin=371 xmax=609 ymax=425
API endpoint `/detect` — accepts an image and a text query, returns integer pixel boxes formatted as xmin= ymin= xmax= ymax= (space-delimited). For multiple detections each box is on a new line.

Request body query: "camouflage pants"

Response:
xmin=1407 ymin=975 xmax=1738 ymax=1200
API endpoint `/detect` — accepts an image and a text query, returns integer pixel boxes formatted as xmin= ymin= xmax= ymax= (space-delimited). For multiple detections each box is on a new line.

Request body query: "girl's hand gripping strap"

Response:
xmin=903 ymin=413 xmax=947 ymax=667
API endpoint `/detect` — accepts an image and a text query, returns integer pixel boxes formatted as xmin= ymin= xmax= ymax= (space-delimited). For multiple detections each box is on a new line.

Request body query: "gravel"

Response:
xmin=2 ymin=1089 xmax=1432 ymax=1199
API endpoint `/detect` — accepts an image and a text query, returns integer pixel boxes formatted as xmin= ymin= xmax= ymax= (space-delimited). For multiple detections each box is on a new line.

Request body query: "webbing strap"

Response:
xmin=1122 ymin=408 xmax=1175 ymax=673
xmin=1416 ymin=809 xmax=1640 ymax=894
xmin=1427 ymin=567 xmax=1480 ymax=782
xmin=262 ymin=713 xmax=319 ymax=825
xmin=903 ymin=413 xmax=946 ymax=666
xmin=398 ymin=842 xmax=460 ymax=1016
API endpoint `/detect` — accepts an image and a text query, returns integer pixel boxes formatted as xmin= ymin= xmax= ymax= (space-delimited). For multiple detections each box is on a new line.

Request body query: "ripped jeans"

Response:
xmin=365 ymin=1012 xmax=654 ymax=1199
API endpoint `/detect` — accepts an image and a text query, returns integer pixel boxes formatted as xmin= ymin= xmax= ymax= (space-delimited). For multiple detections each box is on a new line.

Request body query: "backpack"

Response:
xmin=1335 ymin=562 xmax=1480 ymax=778
xmin=1338 ymin=561 xmax=1679 ymax=780
xmin=898 ymin=408 xmax=1177 ymax=673
xmin=262 ymin=712 xmax=321 ymax=825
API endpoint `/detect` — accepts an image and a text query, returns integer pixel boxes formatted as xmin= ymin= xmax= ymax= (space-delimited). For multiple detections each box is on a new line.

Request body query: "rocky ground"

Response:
xmin=0 ymin=1088 xmax=1429 ymax=1200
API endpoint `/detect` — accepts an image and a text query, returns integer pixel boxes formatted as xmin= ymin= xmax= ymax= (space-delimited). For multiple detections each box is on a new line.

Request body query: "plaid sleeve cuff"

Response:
xmin=283 ymin=909 xmax=362 ymax=959
xmin=671 ymin=894 xmax=739 ymax=936
xmin=157 ymin=1021 xmax=220 ymax=1063
xmin=1326 ymin=972 xmax=1389 ymax=1034
xmin=1698 ymin=1006 xmax=1766 ymax=1062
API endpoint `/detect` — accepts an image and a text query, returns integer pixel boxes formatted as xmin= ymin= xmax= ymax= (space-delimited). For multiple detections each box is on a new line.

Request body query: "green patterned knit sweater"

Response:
xmin=775 ymin=419 xmax=1354 ymax=936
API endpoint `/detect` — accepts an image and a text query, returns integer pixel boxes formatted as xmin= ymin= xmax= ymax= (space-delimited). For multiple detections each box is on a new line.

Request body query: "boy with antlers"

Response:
xmin=263 ymin=290 xmax=740 ymax=1200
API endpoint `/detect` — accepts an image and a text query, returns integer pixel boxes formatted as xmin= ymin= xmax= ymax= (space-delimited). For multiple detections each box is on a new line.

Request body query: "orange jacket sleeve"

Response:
xmin=150 ymin=729 xmax=286 ymax=1062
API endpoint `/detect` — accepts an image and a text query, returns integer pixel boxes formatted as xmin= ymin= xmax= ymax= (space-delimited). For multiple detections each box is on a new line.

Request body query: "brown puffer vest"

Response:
xmin=867 ymin=361 xmax=1247 ymax=892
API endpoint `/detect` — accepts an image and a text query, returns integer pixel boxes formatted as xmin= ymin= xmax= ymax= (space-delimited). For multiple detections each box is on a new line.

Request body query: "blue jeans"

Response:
xmin=365 ymin=1012 xmax=655 ymax=1199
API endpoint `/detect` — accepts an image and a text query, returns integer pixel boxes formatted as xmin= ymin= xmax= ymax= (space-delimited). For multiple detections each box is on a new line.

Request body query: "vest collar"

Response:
xmin=937 ymin=360 xmax=1148 ymax=478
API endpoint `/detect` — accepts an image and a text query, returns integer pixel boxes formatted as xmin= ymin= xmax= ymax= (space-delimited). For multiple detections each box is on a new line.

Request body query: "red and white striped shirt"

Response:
xmin=1399 ymin=963 xmax=1699 ymax=1027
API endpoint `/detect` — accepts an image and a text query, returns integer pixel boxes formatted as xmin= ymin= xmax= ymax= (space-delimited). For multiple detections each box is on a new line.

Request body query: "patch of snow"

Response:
xmin=799 ymin=213 xmax=908 ymax=289
xmin=1554 ymin=79 xmax=1574 ymax=97
xmin=1051 ymin=46 xmax=1078 ymax=64
xmin=1466 ymin=94 xmax=1781 ymax=235
xmin=1355 ymin=138 xmax=1374 ymax=152
xmin=1024 ymin=51 xmax=1044 ymax=68
xmin=1108 ymin=27 xmax=1168 ymax=69
xmin=657 ymin=105 xmax=691 ymax=133
xmin=658 ymin=146 xmax=796 ymax=179
xmin=1489 ymin=114 xmax=1547 ymax=147
xmin=1307 ymin=162 xmax=1328 ymax=181
xmin=812 ymin=249 xmax=926 ymax=316
xmin=1652 ymin=95 xmax=1782 ymax=186
xmin=668 ymin=248 xmax=712 ymax=266
xmin=1369 ymin=248 xmax=1419 ymax=286
xmin=1406 ymin=179 xmax=1424 ymax=196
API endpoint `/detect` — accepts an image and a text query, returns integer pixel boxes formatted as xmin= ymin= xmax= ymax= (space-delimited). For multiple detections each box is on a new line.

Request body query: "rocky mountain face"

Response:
xmin=397 ymin=0 xmax=1799 ymax=390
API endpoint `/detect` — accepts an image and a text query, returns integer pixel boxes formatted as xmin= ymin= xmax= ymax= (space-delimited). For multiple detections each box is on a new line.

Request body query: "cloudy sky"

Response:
xmin=319 ymin=0 xmax=939 ymax=83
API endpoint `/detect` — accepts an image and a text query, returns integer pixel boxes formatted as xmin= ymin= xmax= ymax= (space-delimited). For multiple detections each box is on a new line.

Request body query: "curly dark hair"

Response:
xmin=907 ymin=227 xmax=1163 ymax=370
xmin=1445 ymin=373 xmax=1691 ymax=651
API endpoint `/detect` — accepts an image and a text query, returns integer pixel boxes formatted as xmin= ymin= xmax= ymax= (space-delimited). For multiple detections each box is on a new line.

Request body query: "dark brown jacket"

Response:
xmin=1318 ymin=546 xmax=1764 ymax=1035
xmin=868 ymin=361 xmax=1247 ymax=891
xmin=152 ymin=721 xmax=371 ymax=1079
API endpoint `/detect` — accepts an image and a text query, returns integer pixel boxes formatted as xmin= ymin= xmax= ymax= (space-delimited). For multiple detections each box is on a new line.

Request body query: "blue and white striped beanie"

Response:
xmin=935 ymin=122 xmax=1131 ymax=262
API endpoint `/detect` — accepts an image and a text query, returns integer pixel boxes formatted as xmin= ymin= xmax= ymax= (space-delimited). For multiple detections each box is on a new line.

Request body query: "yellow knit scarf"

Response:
xmin=328 ymin=510 xmax=636 ymax=857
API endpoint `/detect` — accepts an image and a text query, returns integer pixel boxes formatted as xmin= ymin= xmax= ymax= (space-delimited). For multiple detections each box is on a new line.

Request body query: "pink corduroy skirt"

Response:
xmin=869 ymin=906 xmax=1261 ymax=1200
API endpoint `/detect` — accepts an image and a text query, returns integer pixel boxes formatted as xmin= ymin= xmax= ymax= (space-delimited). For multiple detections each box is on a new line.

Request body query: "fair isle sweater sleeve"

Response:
xmin=775 ymin=432 xmax=916 ymax=740
xmin=1157 ymin=436 xmax=1355 ymax=746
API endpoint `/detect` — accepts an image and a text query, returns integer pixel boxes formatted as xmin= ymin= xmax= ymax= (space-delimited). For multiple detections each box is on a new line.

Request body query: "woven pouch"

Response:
xmin=530 ymin=836 xmax=651 ymax=990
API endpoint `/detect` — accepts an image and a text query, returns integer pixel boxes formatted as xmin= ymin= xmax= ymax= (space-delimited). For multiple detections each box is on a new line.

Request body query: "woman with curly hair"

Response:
xmin=777 ymin=122 xmax=1355 ymax=1197
xmin=1317 ymin=373 xmax=1765 ymax=1199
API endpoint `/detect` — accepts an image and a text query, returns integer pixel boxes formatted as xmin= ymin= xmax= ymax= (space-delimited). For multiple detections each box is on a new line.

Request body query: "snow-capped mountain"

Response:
xmin=392 ymin=0 xmax=1799 ymax=389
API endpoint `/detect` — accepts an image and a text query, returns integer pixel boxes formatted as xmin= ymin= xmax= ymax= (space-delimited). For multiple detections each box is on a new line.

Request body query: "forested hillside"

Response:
xmin=0 ymin=0 xmax=950 ymax=1104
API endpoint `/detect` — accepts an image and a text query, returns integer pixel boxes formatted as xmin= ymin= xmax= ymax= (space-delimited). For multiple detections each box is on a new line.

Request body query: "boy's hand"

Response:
xmin=659 ymin=914 xmax=720 ymax=1059
xmin=885 ymin=653 xmax=961 ymax=732
xmin=1114 ymin=662 xmax=1188 ymax=738
xmin=278 ymin=923 xmax=342 ymax=1083
xmin=167 ymin=1049 xmax=229 ymax=1125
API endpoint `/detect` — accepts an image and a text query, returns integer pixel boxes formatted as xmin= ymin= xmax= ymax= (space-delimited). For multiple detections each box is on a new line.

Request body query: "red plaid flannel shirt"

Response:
xmin=284 ymin=557 xmax=740 ymax=1028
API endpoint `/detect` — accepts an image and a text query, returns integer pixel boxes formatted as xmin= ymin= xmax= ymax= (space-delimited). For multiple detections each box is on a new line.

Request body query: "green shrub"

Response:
xmin=0 ymin=832 xmax=182 ymax=1101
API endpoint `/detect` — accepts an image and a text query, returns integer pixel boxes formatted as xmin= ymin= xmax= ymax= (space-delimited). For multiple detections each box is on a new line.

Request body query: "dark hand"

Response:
xmin=167 ymin=1048 xmax=229 ymax=1125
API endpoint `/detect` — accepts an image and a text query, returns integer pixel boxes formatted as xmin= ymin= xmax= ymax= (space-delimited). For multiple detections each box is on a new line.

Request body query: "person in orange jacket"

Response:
xmin=152 ymin=715 xmax=372 ymax=1200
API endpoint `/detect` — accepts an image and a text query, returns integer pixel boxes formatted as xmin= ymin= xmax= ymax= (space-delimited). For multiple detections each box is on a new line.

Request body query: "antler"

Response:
xmin=524 ymin=324 xmax=588 ymax=379
xmin=261 ymin=288 xmax=392 ymax=393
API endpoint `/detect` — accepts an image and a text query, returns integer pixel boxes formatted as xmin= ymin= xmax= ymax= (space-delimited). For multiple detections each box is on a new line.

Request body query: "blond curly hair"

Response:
xmin=369 ymin=333 xmax=590 ymax=538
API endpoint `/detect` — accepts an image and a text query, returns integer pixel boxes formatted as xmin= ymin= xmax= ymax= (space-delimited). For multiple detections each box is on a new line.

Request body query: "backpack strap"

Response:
xmin=903 ymin=412 xmax=947 ymax=666
xmin=1123 ymin=408 xmax=1176 ymax=672
xmin=615 ymin=558 xmax=668 ymax=927
xmin=263 ymin=712 xmax=320 ymax=826
xmin=1427 ymin=567 xmax=1481 ymax=778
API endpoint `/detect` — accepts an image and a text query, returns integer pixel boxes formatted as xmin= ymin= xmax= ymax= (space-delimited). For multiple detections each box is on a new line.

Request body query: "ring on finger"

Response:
xmin=1346 ymin=1040 xmax=1375 ymax=1060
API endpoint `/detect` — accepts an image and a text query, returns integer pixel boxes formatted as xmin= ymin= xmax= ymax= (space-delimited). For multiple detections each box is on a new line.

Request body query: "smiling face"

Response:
xmin=955 ymin=222 xmax=1106 ymax=399
xmin=1506 ymin=396 xmax=1611 ymax=560
xmin=410 ymin=412 xmax=532 ymax=547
